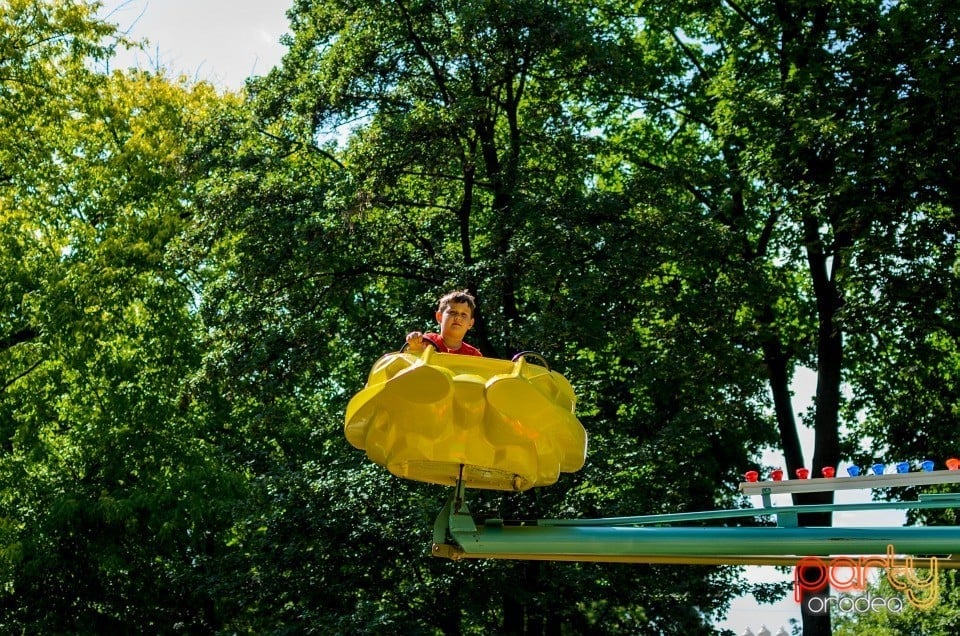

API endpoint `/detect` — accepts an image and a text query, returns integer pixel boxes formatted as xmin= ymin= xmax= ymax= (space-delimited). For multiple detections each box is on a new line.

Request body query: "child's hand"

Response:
xmin=405 ymin=331 xmax=425 ymax=352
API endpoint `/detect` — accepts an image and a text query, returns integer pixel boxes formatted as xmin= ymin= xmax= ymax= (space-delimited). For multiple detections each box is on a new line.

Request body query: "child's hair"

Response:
xmin=438 ymin=289 xmax=477 ymax=315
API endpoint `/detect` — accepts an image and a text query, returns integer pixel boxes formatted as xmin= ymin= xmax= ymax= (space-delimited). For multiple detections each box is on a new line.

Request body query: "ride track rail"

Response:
xmin=432 ymin=468 xmax=960 ymax=567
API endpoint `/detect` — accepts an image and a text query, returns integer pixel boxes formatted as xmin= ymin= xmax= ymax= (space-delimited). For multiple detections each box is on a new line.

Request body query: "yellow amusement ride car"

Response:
xmin=344 ymin=347 xmax=587 ymax=491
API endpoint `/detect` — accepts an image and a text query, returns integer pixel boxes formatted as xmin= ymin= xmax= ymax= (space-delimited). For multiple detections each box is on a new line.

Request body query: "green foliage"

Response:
xmin=1 ymin=0 xmax=958 ymax=634
xmin=0 ymin=3 xmax=242 ymax=630
xmin=834 ymin=569 xmax=960 ymax=635
xmin=210 ymin=0 xmax=777 ymax=632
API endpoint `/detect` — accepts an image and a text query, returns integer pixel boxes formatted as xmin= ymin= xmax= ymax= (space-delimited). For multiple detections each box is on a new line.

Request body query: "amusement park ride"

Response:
xmin=344 ymin=349 xmax=960 ymax=571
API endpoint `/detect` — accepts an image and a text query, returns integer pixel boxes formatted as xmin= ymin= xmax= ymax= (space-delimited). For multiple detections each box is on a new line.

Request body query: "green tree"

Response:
xmin=3 ymin=0 xmax=952 ymax=633
xmin=600 ymin=1 xmax=960 ymax=632
xmin=0 ymin=2 xmax=243 ymax=628
xmin=196 ymin=0 xmax=779 ymax=632
xmin=840 ymin=0 xmax=960 ymax=493
xmin=834 ymin=570 xmax=960 ymax=636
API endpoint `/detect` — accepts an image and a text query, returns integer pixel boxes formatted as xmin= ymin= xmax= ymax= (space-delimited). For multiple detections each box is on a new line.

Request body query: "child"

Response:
xmin=405 ymin=290 xmax=482 ymax=356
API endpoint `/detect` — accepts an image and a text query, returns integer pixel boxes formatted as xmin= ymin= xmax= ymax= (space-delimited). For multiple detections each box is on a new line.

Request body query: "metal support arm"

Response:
xmin=432 ymin=470 xmax=960 ymax=566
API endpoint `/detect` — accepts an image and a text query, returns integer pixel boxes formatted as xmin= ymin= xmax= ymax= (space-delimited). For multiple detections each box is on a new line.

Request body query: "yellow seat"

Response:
xmin=344 ymin=349 xmax=587 ymax=491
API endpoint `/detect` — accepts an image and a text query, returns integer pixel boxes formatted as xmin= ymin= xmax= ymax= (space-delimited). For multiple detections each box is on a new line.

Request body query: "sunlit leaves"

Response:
xmin=0 ymin=3 xmax=235 ymax=629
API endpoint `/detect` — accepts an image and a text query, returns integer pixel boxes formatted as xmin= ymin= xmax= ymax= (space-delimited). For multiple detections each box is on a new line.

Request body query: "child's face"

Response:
xmin=436 ymin=302 xmax=475 ymax=339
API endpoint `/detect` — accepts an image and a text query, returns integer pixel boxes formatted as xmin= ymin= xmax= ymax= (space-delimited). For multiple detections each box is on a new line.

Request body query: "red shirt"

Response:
xmin=423 ymin=332 xmax=482 ymax=356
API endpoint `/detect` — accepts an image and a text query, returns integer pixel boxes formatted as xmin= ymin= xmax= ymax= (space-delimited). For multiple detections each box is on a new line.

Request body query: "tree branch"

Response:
xmin=0 ymin=326 xmax=38 ymax=353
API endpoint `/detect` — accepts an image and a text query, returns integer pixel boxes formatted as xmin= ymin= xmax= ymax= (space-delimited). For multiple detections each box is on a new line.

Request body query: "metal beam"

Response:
xmin=739 ymin=469 xmax=960 ymax=496
xmin=441 ymin=523 xmax=960 ymax=563
xmin=432 ymin=475 xmax=960 ymax=566
xmin=538 ymin=495 xmax=960 ymax=527
xmin=433 ymin=547 xmax=960 ymax=568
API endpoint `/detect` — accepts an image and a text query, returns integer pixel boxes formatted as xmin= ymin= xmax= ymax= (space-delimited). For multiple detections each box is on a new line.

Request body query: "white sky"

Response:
xmin=97 ymin=0 xmax=290 ymax=89
xmin=89 ymin=3 xmax=909 ymax=633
